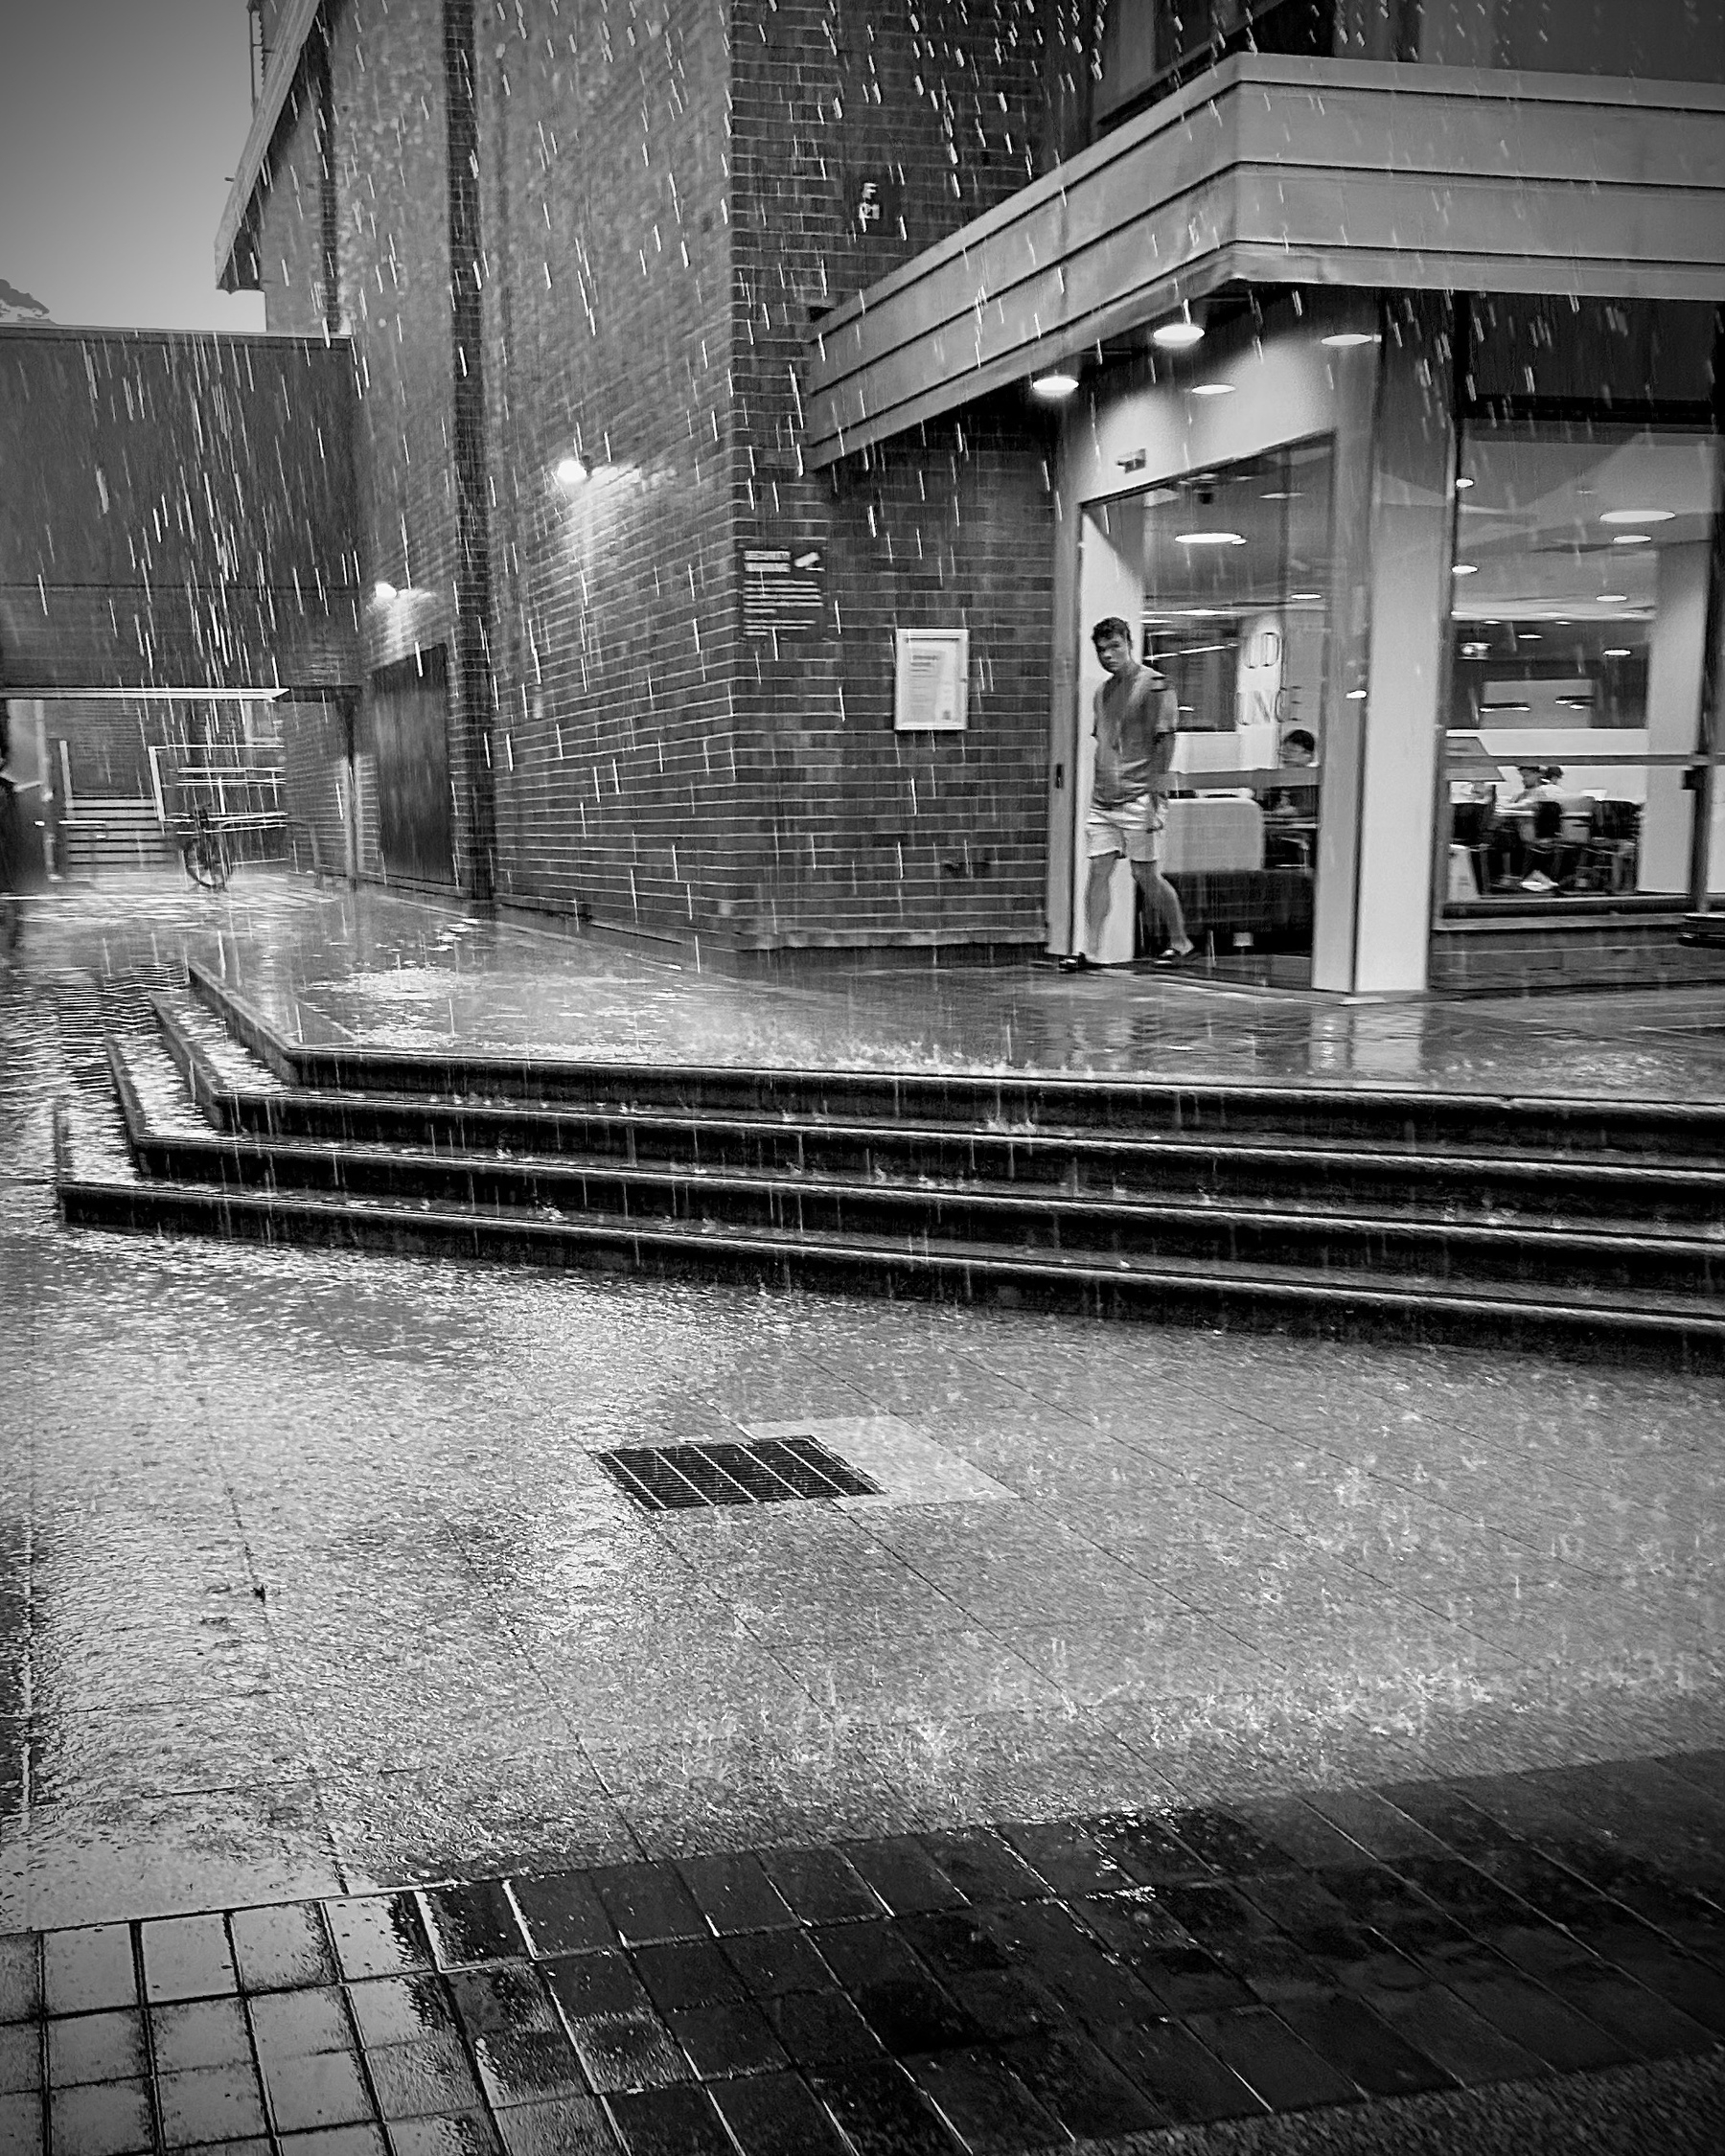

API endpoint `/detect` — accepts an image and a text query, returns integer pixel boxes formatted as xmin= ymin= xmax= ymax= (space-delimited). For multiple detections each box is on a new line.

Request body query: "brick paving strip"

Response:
xmin=1 ymin=1755 xmax=1721 ymax=2155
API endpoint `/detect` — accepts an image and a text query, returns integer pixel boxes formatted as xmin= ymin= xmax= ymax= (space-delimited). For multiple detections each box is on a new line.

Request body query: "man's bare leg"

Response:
xmin=1133 ymin=860 xmax=1194 ymax=958
xmin=1082 ymin=855 xmax=1117 ymax=959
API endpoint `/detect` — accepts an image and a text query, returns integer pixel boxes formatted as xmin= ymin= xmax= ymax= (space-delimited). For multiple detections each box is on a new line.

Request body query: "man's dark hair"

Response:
xmin=1091 ymin=616 xmax=1132 ymax=646
xmin=1283 ymin=728 xmax=1316 ymax=754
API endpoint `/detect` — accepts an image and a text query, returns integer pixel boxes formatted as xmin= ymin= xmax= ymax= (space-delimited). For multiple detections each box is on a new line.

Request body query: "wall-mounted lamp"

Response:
xmin=555 ymin=454 xmax=589 ymax=486
xmin=373 ymin=581 xmax=398 ymax=603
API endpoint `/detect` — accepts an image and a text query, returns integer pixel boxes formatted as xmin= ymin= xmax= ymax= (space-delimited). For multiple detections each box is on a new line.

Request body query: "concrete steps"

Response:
xmin=56 ymin=960 xmax=1725 ymax=1359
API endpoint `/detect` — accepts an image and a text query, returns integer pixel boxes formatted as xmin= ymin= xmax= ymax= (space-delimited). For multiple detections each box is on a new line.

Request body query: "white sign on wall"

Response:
xmin=893 ymin=629 xmax=970 ymax=731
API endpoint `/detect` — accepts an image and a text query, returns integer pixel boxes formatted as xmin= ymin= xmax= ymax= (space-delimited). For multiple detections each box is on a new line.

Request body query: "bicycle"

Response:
xmin=181 ymin=804 xmax=232 ymax=892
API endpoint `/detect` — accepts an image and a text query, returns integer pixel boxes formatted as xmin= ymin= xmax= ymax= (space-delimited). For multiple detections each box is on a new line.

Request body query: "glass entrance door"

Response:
xmin=1074 ymin=436 xmax=1335 ymax=982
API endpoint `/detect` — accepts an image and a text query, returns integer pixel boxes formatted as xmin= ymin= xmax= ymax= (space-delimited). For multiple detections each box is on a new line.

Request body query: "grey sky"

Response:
xmin=0 ymin=0 xmax=266 ymax=332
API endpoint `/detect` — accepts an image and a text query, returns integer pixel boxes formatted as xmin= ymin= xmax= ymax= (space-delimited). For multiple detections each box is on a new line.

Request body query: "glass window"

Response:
xmin=1094 ymin=3 xmax=1335 ymax=126
xmin=1442 ymin=424 xmax=1720 ymax=911
xmin=1083 ymin=437 xmax=1335 ymax=982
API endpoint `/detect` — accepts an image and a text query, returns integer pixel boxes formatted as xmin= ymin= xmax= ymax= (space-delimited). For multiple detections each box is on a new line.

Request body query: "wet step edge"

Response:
xmin=51 ymin=1167 xmax=1725 ymax=1363
xmin=183 ymin=959 xmax=1725 ymax=1155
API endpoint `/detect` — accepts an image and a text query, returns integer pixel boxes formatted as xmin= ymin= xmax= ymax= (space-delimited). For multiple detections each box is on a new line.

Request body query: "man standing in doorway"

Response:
xmin=1062 ymin=617 xmax=1194 ymax=972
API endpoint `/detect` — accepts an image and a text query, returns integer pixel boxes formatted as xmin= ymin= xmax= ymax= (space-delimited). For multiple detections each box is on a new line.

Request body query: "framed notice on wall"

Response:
xmin=893 ymin=629 xmax=969 ymax=732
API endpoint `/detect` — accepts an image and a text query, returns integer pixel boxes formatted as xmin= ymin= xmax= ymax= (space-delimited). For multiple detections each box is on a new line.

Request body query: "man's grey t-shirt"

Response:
xmin=1092 ymin=662 xmax=1177 ymax=808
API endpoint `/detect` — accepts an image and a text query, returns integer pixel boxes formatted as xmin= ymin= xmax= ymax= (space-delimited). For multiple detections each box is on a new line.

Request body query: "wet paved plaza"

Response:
xmin=3 ymin=873 xmax=1723 ymax=2148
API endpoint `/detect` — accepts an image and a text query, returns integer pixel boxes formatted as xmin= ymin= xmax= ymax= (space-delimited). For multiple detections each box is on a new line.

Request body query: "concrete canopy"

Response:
xmin=801 ymin=55 xmax=1725 ymax=470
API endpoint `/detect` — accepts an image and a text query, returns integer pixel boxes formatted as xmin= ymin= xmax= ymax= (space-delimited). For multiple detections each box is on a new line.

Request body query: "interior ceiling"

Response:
xmin=1101 ymin=440 xmax=1334 ymax=615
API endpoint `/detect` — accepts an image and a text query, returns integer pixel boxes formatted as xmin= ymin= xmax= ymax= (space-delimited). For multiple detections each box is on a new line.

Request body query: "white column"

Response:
xmin=1638 ymin=541 xmax=1710 ymax=895
xmin=1348 ymin=306 xmax=1456 ymax=994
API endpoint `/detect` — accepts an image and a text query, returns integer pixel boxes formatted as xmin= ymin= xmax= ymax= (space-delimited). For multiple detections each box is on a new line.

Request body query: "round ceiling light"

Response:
xmin=1321 ymin=332 xmax=1380 ymax=349
xmin=1598 ymin=593 xmax=1629 ymax=604
xmin=1189 ymin=381 xmax=1235 ymax=398
xmin=1604 ymin=647 xmax=1633 ymax=658
xmin=1175 ymin=531 xmax=1246 ymax=547
xmin=1611 ymin=534 xmax=1653 ymax=546
xmin=1030 ymin=371 xmax=1079 ymax=400
xmin=1152 ymin=318 xmax=1205 ymax=350
xmin=1599 ymin=508 xmax=1674 ymax=524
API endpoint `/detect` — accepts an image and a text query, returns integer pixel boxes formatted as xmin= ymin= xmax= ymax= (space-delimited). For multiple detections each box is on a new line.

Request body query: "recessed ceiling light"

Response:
xmin=1175 ymin=531 xmax=1247 ymax=547
xmin=555 ymin=454 xmax=587 ymax=485
xmin=1321 ymin=332 xmax=1380 ymax=349
xmin=1152 ymin=317 xmax=1205 ymax=350
xmin=1611 ymin=534 xmax=1653 ymax=546
xmin=1452 ymin=564 xmax=1479 ymax=577
xmin=1030 ymin=370 xmax=1079 ymax=400
xmin=1599 ymin=508 xmax=1674 ymax=524
xmin=1517 ymin=632 xmax=1542 ymax=641
xmin=1189 ymin=381 xmax=1235 ymax=397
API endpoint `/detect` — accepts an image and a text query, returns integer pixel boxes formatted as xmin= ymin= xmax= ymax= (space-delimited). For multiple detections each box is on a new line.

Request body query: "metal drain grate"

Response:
xmin=598 ymin=1434 xmax=883 ymax=1510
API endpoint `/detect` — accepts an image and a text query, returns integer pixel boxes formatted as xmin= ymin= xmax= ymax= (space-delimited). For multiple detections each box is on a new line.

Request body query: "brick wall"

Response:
xmin=258 ymin=3 xmax=471 ymax=886
xmin=240 ymin=1 xmax=1083 ymax=951
xmin=474 ymin=0 xmax=743 ymax=938
xmin=724 ymin=1 xmax=1067 ymax=951
xmin=0 ymin=327 xmax=357 ymax=695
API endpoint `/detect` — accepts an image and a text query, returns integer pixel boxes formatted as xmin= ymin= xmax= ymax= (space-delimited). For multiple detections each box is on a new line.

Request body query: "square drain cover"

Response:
xmin=598 ymin=1435 xmax=882 ymax=1511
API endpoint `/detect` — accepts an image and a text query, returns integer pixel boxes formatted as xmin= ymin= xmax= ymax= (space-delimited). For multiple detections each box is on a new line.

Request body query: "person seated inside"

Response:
xmin=1263 ymin=727 xmax=1320 ymax=865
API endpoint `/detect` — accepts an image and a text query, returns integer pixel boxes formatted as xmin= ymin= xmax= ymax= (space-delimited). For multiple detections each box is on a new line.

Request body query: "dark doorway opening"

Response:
xmin=363 ymin=648 xmax=454 ymax=887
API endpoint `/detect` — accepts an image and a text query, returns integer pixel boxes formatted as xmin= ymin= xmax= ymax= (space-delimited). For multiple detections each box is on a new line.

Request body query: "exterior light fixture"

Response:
xmin=1604 ymin=647 xmax=1633 ymax=658
xmin=1175 ymin=531 xmax=1246 ymax=547
xmin=1189 ymin=381 xmax=1234 ymax=397
xmin=1600 ymin=508 xmax=1674 ymax=523
xmin=1598 ymin=593 xmax=1628 ymax=604
xmin=1455 ymin=477 xmax=1475 ymax=490
xmin=1321 ymin=332 xmax=1380 ymax=349
xmin=1288 ymin=590 xmax=1322 ymax=602
xmin=1030 ymin=370 xmax=1079 ymax=400
xmin=373 ymin=581 xmax=397 ymax=603
xmin=1346 ymin=688 xmax=1368 ymax=700
xmin=1611 ymin=534 xmax=1653 ymax=546
xmin=1452 ymin=563 xmax=1479 ymax=576
xmin=1152 ymin=315 xmax=1205 ymax=351
xmin=555 ymin=454 xmax=588 ymax=485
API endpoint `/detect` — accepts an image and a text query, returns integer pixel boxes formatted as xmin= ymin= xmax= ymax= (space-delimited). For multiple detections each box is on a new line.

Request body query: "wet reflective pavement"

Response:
xmin=3 ymin=874 xmax=1723 ymax=2146
xmin=7 ymin=870 xmax=1725 ymax=1093
xmin=3 ymin=1760 xmax=1725 ymax=2154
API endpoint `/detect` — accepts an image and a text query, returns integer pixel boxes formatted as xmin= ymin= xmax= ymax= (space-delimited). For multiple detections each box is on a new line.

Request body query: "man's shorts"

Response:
xmin=1086 ymin=792 xmax=1163 ymax=863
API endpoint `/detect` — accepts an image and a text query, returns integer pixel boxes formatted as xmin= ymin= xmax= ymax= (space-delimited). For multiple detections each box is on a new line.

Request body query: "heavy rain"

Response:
xmin=3 ymin=4 xmax=1725 ymax=2152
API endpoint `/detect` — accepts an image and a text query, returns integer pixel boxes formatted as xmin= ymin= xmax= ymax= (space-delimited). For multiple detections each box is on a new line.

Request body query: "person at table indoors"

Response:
xmin=1265 ymin=727 xmax=1319 ymax=819
xmin=1263 ymin=727 xmax=1320 ymax=868
xmin=1063 ymin=617 xmax=1194 ymax=972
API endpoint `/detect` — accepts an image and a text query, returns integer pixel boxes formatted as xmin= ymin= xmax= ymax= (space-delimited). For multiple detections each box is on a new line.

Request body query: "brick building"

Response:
xmin=9 ymin=2 xmax=1719 ymax=991
xmin=216 ymin=0 xmax=1110 ymax=962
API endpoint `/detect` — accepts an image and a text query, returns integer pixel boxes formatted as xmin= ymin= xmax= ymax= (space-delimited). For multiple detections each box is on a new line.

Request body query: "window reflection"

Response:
xmin=1443 ymin=425 xmax=1719 ymax=908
